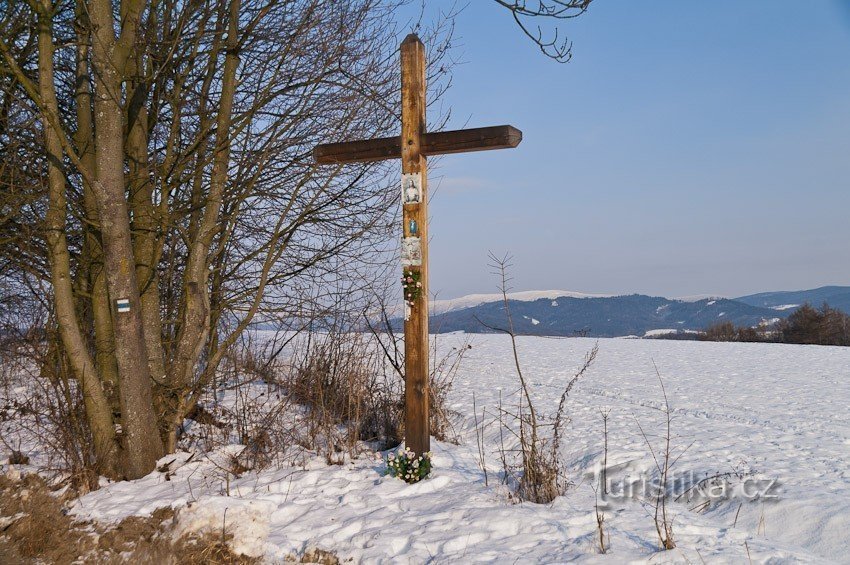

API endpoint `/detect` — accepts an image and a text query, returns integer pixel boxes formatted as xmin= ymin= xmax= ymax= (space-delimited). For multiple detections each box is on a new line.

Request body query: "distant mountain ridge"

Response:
xmin=414 ymin=286 xmax=850 ymax=338
xmin=735 ymin=286 xmax=850 ymax=314
xmin=429 ymin=289 xmax=613 ymax=315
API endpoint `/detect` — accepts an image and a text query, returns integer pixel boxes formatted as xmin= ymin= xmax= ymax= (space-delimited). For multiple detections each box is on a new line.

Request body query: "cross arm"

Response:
xmin=313 ymin=125 xmax=522 ymax=164
xmin=313 ymin=135 xmax=401 ymax=165
xmin=423 ymin=125 xmax=523 ymax=157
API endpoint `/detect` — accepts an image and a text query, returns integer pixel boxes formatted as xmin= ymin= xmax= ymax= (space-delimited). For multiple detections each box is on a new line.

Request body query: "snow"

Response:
xmin=173 ymin=495 xmax=276 ymax=557
xmin=674 ymin=294 xmax=725 ymax=303
xmin=430 ymin=290 xmax=613 ymax=314
xmin=643 ymin=328 xmax=679 ymax=337
xmin=643 ymin=329 xmax=702 ymax=337
xmin=772 ymin=304 xmax=800 ymax=311
xmin=50 ymin=336 xmax=850 ymax=562
xmin=531 ymin=318 xmax=540 ymax=325
xmin=522 ymin=315 xmax=541 ymax=325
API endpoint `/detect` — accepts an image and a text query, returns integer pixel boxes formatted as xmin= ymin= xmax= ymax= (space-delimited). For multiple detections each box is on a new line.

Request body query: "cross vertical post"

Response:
xmin=312 ymin=33 xmax=521 ymax=461
xmin=400 ymin=34 xmax=429 ymax=456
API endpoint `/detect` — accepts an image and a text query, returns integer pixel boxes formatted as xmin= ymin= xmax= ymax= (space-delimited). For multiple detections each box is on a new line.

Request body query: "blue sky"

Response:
xmin=400 ymin=1 xmax=850 ymax=299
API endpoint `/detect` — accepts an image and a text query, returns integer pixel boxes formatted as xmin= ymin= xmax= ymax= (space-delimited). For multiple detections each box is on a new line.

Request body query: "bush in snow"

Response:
xmin=288 ymin=330 xmax=403 ymax=462
xmin=487 ymin=253 xmax=598 ymax=504
xmin=365 ymin=293 xmax=470 ymax=446
xmin=386 ymin=448 xmax=432 ymax=484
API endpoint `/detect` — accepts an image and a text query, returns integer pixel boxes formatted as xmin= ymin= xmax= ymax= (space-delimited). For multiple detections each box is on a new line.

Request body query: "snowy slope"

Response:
xmin=61 ymin=335 xmax=850 ymax=563
xmin=430 ymin=289 xmax=613 ymax=315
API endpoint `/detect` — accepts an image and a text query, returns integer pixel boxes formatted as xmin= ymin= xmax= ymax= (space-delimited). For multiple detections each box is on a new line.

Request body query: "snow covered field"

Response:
xmin=11 ymin=335 xmax=850 ymax=562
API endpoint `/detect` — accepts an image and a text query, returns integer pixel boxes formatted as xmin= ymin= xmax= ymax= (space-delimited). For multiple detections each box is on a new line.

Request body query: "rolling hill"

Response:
xmin=425 ymin=293 xmax=784 ymax=337
xmin=735 ymin=285 xmax=850 ymax=314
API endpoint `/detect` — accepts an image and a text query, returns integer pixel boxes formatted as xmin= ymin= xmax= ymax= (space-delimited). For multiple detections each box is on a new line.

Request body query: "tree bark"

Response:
xmin=89 ymin=0 xmax=163 ymax=478
xmin=126 ymin=35 xmax=167 ymax=389
xmin=34 ymin=1 xmax=120 ymax=477
xmin=167 ymin=0 xmax=241 ymax=452
xmin=74 ymin=2 xmax=121 ymax=411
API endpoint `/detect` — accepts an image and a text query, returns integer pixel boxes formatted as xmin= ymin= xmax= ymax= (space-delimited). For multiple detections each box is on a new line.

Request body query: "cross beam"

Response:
xmin=313 ymin=125 xmax=522 ymax=164
xmin=313 ymin=33 xmax=522 ymax=458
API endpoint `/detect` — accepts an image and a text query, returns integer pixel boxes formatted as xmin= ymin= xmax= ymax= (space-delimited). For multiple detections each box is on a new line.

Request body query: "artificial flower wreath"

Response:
xmin=402 ymin=269 xmax=423 ymax=308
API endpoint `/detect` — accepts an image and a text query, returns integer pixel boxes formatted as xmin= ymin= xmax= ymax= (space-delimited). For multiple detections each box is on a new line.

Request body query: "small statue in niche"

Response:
xmin=408 ymin=219 xmax=418 ymax=236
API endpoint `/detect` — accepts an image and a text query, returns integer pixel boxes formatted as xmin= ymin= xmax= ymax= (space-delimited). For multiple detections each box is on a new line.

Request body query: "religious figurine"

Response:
xmin=408 ymin=219 xmax=418 ymax=236
xmin=402 ymin=173 xmax=421 ymax=204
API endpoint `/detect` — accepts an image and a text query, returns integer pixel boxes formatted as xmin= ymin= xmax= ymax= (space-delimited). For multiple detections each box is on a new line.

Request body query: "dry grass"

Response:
xmin=0 ymin=473 xmax=87 ymax=563
xmin=288 ymin=331 xmax=402 ymax=461
xmin=296 ymin=547 xmax=342 ymax=564
xmin=0 ymin=472 xmax=261 ymax=564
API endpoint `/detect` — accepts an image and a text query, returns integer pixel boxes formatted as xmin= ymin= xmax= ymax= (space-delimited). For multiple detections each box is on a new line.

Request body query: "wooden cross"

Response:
xmin=313 ymin=34 xmax=522 ymax=457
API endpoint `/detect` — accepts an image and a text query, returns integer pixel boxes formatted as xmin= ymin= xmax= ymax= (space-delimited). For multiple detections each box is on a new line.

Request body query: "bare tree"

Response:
xmin=494 ymin=0 xmax=593 ymax=62
xmin=0 ymin=0 xmax=453 ymax=478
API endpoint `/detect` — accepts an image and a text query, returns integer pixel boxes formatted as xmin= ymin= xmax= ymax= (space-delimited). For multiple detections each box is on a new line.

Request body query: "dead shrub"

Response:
xmin=177 ymin=335 xmax=294 ymax=473
xmin=0 ymin=305 xmax=102 ymax=490
xmin=219 ymin=332 xmax=290 ymax=389
xmin=178 ymin=324 xmax=406 ymax=470
xmin=485 ymin=253 xmax=598 ymax=504
xmin=287 ymin=330 xmax=402 ymax=461
xmin=502 ymin=343 xmax=596 ymax=504
xmin=365 ymin=297 xmax=468 ymax=445
xmin=180 ymin=385 xmax=290 ymax=474
xmin=6 ymin=451 xmax=29 ymax=465
xmin=634 ymin=365 xmax=681 ymax=550
xmin=426 ymin=336 xmax=469 ymax=444
xmin=289 ymin=332 xmax=372 ymax=427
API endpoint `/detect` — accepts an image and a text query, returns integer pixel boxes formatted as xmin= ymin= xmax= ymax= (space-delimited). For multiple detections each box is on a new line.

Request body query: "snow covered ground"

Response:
xmin=10 ymin=335 xmax=850 ymax=562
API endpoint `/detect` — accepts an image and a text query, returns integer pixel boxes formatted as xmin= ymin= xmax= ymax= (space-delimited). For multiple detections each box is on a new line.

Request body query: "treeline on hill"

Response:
xmin=701 ymin=303 xmax=850 ymax=346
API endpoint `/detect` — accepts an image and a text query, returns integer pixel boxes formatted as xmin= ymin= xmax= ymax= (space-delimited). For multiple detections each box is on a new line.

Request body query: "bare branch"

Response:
xmin=493 ymin=0 xmax=592 ymax=62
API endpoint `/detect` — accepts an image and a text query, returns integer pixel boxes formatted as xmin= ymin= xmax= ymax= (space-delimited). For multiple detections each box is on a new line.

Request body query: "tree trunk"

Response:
xmin=89 ymin=0 xmax=163 ymax=478
xmin=126 ymin=46 xmax=167 ymax=389
xmin=167 ymin=0 xmax=242 ymax=452
xmin=74 ymin=3 xmax=121 ymax=411
xmin=34 ymin=2 xmax=120 ymax=477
